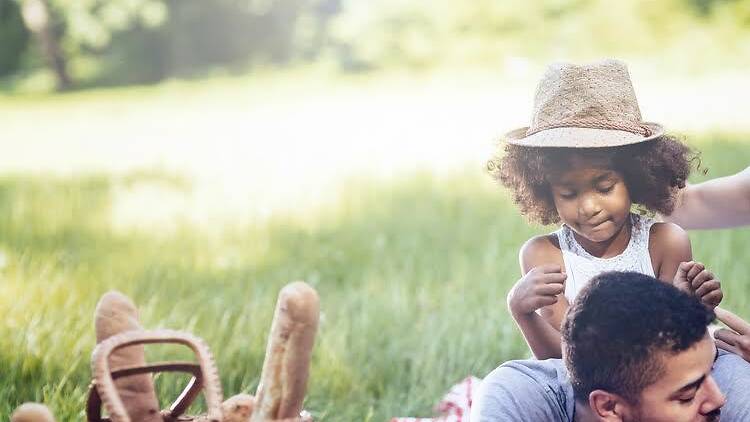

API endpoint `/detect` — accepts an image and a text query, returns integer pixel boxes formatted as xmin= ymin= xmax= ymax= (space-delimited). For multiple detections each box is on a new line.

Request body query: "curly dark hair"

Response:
xmin=562 ymin=271 xmax=714 ymax=404
xmin=488 ymin=135 xmax=699 ymax=225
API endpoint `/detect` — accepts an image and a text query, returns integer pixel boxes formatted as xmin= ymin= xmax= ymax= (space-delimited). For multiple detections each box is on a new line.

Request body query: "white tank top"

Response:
xmin=555 ymin=213 xmax=656 ymax=303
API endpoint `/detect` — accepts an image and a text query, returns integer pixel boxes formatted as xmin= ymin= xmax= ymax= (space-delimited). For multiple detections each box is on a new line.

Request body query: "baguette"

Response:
xmin=251 ymin=281 xmax=319 ymax=421
xmin=94 ymin=291 xmax=161 ymax=422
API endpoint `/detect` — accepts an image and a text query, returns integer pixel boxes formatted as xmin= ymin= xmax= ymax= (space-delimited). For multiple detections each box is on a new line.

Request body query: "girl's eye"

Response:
xmin=559 ymin=192 xmax=576 ymax=199
xmin=598 ymin=184 xmax=615 ymax=193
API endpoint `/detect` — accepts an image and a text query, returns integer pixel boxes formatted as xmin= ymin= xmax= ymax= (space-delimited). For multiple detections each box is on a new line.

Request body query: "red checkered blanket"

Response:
xmin=391 ymin=376 xmax=480 ymax=422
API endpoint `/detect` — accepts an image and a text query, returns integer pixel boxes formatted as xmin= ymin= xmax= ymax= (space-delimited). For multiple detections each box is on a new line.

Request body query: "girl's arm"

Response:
xmin=651 ymin=222 xmax=724 ymax=308
xmin=649 ymin=222 xmax=692 ymax=282
xmin=507 ymin=236 xmax=568 ymax=359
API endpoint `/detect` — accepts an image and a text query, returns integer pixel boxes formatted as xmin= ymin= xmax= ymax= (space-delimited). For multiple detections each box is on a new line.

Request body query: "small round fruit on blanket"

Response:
xmin=221 ymin=393 xmax=255 ymax=422
xmin=11 ymin=403 xmax=56 ymax=422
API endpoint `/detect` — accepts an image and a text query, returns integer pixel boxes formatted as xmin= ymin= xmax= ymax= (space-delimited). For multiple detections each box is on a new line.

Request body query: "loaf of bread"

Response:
xmin=94 ymin=291 xmax=161 ymax=422
xmin=251 ymin=281 xmax=319 ymax=421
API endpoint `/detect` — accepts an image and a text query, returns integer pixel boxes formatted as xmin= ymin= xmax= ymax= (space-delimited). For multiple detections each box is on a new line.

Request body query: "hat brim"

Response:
xmin=504 ymin=122 xmax=664 ymax=147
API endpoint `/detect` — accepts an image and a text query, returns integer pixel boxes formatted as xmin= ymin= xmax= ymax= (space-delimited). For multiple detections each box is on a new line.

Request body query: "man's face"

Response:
xmin=624 ymin=334 xmax=725 ymax=422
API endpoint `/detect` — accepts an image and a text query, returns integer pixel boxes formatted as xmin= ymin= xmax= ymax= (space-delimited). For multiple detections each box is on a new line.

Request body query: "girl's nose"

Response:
xmin=578 ymin=195 xmax=602 ymax=218
xmin=699 ymin=375 xmax=726 ymax=415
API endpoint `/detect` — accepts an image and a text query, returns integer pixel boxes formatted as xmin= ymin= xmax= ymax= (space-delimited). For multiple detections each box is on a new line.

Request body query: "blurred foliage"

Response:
xmin=3 ymin=0 xmax=750 ymax=90
xmin=93 ymin=0 xmax=332 ymax=85
xmin=326 ymin=0 xmax=750 ymax=69
xmin=6 ymin=0 xmax=333 ymax=88
xmin=49 ymin=0 xmax=167 ymax=50
xmin=0 ymin=0 xmax=30 ymax=76
xmin=688 ymin=0 xmax=750 ymax=18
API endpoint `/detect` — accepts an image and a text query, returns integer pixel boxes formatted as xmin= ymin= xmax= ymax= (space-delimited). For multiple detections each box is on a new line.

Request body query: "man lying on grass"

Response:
xmin=472 ymin=271 xmax=750 ymax=422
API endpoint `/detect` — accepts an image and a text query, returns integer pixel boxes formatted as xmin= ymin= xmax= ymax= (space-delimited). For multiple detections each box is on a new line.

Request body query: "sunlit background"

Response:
xmin=4 ymin=0 xmax=750 ymax=226
xmin=2 ymin=0 xmax=750 ymax=420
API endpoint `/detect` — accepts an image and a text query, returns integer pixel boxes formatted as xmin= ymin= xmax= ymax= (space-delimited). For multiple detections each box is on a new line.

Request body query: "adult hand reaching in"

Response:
xmin=714 ymin=307 xmax=750 ymax=362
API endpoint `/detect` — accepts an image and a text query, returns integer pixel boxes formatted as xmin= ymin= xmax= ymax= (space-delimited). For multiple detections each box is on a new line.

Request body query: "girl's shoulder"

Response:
xmin=519 ymin=234 xmax=564 ymax=273
xmin=648 ymin=221 xmax=692 ymax=277
xmin=648 ymin=221 xmax=690 ymax=252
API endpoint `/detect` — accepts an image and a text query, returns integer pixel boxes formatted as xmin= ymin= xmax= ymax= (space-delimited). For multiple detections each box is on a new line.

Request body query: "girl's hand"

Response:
xmin=714 ymin=307 xmax=750 ymax=363
xmin=507 ymin=264 xmax=566 ymax=317
xmin=673 ymin=261 xmax=723 ymax=309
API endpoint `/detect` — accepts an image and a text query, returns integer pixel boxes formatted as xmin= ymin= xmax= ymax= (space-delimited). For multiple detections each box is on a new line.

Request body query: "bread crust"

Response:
xmin=251 ymin=282 xmax=319 ymax=421
xmin=94 ymin=291 xmax=161 ymax=422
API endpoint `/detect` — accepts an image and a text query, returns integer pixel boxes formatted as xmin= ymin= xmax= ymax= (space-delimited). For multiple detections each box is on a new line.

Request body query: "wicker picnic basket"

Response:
xmin=86 ymin=329 xmax=224 ymax=422
xmin=12 ymin=282 xmax=318 ymax=422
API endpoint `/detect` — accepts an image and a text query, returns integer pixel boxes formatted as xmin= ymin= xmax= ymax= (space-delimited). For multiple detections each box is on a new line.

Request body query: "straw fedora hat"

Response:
xmin=505 ymin=59 xmax=664 ymax=147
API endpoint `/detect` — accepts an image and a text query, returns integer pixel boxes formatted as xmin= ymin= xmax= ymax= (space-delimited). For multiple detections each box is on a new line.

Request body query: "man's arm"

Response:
xmin=715 ymin=307 xmax=750 ymax=362
xmin=664 ymin=167 xmax=750 ymax=230
xmin=471 ymin=361 xmax=570 ymax=422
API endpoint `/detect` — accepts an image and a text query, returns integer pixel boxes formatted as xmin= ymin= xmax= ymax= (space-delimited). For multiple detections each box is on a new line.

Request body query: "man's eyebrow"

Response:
xmin=672 ymin=375 xmax=706 ymax=397
xmin=670 ymin=347 xmax=718 ymax=398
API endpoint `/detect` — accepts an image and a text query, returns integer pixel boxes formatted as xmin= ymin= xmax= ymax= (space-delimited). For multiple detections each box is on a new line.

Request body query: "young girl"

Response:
xmin=489 ymin=59 xmax=723 ymax=359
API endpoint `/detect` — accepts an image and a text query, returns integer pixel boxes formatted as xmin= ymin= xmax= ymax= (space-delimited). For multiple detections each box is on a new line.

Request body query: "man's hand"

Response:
xmin=673 ymin=261 xmax=723 ymax=309
xmin=507 ymin=264 xmax=566 ymax=317
xmin=714 ymin=307 xmax=750 ymax=363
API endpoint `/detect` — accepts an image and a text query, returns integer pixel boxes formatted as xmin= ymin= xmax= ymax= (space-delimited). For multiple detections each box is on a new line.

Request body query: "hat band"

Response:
xmin=525 ymin=120 xmax=652 ymax=137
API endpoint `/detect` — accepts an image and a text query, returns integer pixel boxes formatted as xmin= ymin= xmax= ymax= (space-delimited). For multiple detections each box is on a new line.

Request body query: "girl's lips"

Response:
xmin=581 ymin=220 xmax=608 ymax=230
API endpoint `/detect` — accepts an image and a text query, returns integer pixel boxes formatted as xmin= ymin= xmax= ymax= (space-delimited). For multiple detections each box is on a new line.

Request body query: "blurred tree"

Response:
xmin=16 ymin=0 xmax=167 ymax=90
xmin=325 ymin=0 xmax=597 ymax=70
xmin=325 ymin=0 xmax=750 ymax=70
xmin=97 ymin=0 xmax=325 ymax=85
xmin=19 ymin=0 xmax=70 ymax=89
xmin=685 ymin=0 xmax=750 ymax=24
xmin=3 ymin=0 xmax=750 ymax=90
xmin=0 ymin=0 xmax=29 ymax=77
xmin=687 ymin=0 xmax=726 ymax=15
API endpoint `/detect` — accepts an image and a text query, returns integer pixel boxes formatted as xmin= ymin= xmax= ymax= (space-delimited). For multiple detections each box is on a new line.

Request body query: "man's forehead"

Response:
xmin=647 ymin=333 xmax=716 ymax=393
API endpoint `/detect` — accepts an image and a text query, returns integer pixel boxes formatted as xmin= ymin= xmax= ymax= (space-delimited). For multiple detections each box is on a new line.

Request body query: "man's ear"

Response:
xmin=589 ymin=389 xmax=629 ymax=421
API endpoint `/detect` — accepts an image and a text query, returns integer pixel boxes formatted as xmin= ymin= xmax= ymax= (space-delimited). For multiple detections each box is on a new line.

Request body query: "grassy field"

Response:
xmin=2 ymin=67 xmax=750 ymax=420
xmin=1 ymin=133 xmax=750 ymax=420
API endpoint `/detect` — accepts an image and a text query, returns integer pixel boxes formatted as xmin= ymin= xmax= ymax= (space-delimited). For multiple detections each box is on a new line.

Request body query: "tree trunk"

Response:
xmin=20 ymin=0 xmax=72 ymax=90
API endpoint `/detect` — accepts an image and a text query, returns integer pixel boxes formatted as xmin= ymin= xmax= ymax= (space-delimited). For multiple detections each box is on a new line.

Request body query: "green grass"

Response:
xmin=2 ymin=135 xmax=750 ymax=420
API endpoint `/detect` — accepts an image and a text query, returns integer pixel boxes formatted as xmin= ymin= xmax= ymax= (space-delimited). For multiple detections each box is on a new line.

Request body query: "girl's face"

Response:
xmin=549 ymin=156 xmax=632 ymax=244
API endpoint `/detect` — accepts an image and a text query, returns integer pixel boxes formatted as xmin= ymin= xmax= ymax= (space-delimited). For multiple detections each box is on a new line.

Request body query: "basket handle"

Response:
xmin=89 ymin=329 xmax=224 ymax=422
xmin=86 ymin=362 xmax=205 ymax=421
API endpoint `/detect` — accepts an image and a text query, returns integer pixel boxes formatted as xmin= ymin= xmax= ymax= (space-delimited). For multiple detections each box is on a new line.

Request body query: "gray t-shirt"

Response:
xmin=470 ymin=358 xmax=575 ymax=422
xmin=471 ymin=350 xmax=750 ymax=422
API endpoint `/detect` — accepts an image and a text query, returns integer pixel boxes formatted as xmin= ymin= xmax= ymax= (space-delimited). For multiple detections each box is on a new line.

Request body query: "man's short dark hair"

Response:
xmin=561 ymin=271 xmax=714 ymax=404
